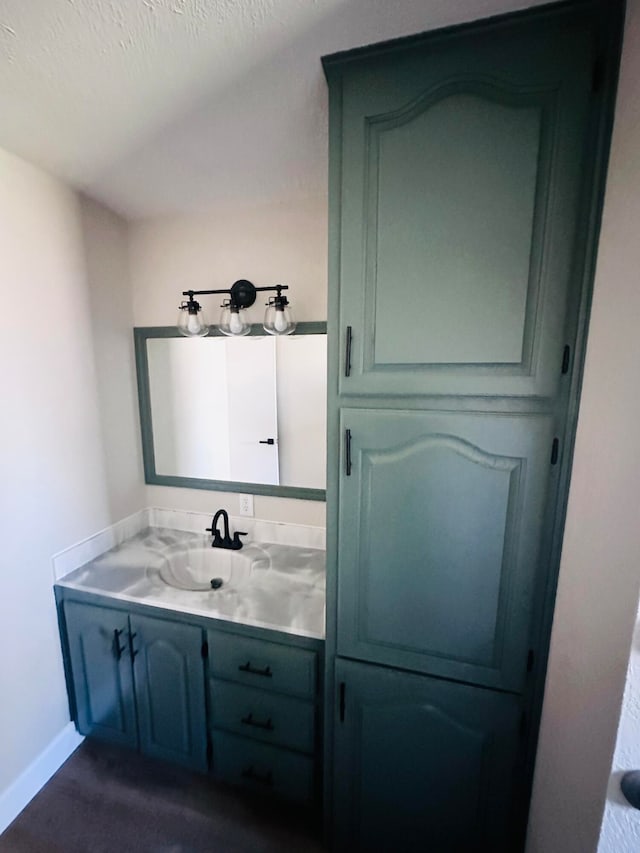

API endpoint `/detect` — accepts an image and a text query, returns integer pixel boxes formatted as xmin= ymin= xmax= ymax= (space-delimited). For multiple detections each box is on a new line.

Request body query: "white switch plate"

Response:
xmin=239 ymin=494 xmax=254 ymax=517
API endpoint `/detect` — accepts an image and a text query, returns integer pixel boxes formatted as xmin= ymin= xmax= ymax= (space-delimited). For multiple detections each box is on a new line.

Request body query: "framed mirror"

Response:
xmin=134 ymin=323 xmax=327 ymax=500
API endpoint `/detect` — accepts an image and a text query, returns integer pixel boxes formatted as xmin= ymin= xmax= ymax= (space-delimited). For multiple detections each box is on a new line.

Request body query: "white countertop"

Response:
xmin=56 ymin=527 xmax=326 ymax=640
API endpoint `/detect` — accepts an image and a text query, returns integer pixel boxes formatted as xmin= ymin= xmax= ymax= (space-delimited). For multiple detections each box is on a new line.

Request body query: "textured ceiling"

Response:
xmin=0 ymin=0 xmax=546 ymax=218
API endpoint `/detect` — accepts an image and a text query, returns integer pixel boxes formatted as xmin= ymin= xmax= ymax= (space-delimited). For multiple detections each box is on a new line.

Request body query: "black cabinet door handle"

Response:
xmin=241 ymin=766 xmax=273 ymax=787
xmin=345 ymin=429 xmax=352 ymax=476
xmin=345 ymin=325 xmax=352 ymax=377
xmin=128 ymin=631 xmax=138 ymax=660
xmin=241 ymin=713 xmax=274 ymax=731
xmin=113 ymin=628 xmax=126 ymax=661
xmin=238 ymin=661 xmax=273 ymax=678
xmin=259 ymin=438 xmax=275 ymax=445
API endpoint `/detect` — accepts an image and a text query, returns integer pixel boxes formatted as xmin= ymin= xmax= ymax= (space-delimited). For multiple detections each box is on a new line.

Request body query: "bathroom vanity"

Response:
xmin=54 ymin=527 xmax=325 ymax=807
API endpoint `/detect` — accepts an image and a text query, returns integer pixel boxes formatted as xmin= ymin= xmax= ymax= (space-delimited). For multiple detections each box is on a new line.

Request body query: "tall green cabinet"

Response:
xmin=323 ymin=2 xmax=622 ymax=850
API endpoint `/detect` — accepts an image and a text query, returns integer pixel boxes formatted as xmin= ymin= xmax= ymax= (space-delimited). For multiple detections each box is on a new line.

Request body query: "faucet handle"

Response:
xmin=206 ymin=524 xmax=225 ymax=548
xmin=232 ymin=531 xmax=248 ymax=550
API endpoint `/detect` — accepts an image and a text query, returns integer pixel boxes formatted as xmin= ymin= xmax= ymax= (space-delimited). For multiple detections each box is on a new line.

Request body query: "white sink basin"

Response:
xmin=157 ymin=544 xmax=256 ymax=591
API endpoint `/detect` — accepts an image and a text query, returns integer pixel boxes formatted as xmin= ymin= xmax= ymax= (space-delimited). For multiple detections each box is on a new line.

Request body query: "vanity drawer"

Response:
xmin=209 ymin=678 xmax=315 ymax=754
xmin=209 ymin=632 xmax=317 ymax=699
xmin=212 ymin=731 xmax=314 ymax=805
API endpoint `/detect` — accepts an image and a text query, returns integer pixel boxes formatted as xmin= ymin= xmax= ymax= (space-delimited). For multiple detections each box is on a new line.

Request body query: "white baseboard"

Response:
xmin=0 ymin=723 xmax=84 ymax=835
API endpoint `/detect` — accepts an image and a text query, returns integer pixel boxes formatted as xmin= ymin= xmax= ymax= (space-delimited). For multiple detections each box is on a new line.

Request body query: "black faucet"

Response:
xmin=206 ymin=509 xmax=247 ymax=550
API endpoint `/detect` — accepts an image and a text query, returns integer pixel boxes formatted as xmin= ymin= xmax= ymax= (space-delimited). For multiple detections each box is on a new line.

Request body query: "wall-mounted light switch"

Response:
xmin=239 ymin=494 xmax=254 ymax=517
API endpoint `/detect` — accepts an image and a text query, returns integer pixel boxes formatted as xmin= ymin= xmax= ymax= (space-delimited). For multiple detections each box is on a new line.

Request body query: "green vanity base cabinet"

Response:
xmin=333 ymin=659 xmax=522 ymax=853
xmin=64 ymin=600 xmax=207 ymax=771
xmin=207 ymin=629 xmax=321 ymax=807
xmin=59 ymin=590 xmax=324 ymax=807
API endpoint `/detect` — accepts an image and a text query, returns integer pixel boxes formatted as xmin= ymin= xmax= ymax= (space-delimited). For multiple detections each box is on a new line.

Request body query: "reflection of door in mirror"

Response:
xmin=145 ymin=334 xmax=326 ymax=490
xmin=148 ymin=337 xmax=278 ymax=483
xmin=226 ymin=337 xmax=279 ymax=484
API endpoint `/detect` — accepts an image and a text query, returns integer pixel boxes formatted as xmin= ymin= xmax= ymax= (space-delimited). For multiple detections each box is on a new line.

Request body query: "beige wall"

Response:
xmin=527 ymin=1 xmax=640 ymax=849
xmin=0 ymin=149 xmax=123 ymax=792
xmin=128 ymin=196 xmax=327 ymax=527
xmin=80 ymin=196 xmax=145 ymax=520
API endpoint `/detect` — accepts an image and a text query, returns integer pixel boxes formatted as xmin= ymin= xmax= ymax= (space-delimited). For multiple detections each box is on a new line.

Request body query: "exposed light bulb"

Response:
xmin=177 ymin=300 xmax=208 ymax=336
xmin=187 ymin=312 xmax=204 ymax=335
xmin=229 ymin=310 xmax=243 ymax=335
xmin=274 ymin=308 xmax=288 ymax=333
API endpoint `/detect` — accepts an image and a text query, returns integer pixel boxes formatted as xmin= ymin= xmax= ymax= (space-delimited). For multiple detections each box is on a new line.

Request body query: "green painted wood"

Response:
xmin=212 ymin=730 xmax=315 ymax=805
xmin=208 ymin=630 xmax=318 ymax=699
xmin=130 ymin=613 xmax=207 ymax=771
xmin=322 ymin=0 xmax=624 ymax=846
xmin=64 ymin=601 xmax=137 ymax=748
xmin=333 ymin=658 xmax=522 ymax=853
xmin=209 ymin=678 xmax=316 ymax=754
xmin=133 ymin=323 xmax=327 ymax=501
xmin=332 ymin=5 xmax=597 ymax=400
xmin=338 ymin=408 xmax=554 ymax=693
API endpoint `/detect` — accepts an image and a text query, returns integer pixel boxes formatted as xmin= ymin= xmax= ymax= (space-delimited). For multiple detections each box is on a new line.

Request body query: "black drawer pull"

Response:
xmin=241 ymin=766 xmax=273 ymax=787
xmin=238 ymin=661 xmax=273 ymax=678
xmin=241 ymin=712 xmax=274 ymax=731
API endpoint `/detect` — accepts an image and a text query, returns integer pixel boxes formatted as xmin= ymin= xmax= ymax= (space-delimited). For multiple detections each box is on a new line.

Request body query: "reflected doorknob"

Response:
xmin=621 ymin=771 xmax=640 ymax=809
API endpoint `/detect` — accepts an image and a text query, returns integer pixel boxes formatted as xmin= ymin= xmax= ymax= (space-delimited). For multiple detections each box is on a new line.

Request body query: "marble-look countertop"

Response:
xmin=56 ymin=528 xmax=326 ymax=640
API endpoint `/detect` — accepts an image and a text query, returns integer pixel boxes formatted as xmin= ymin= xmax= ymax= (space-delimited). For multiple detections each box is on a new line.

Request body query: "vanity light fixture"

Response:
xmin=177 ymin=279 xmax=296 ymax=337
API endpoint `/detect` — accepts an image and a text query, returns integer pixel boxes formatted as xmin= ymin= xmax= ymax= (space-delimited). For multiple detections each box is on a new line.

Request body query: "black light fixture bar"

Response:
xmin=181 ymin=280 xmax=288 ymax=309
xmin=178 ymin=279 xmax=295 ymax=337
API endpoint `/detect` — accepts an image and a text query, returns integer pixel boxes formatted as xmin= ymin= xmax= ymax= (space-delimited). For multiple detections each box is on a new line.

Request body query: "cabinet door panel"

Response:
xmin=335 ymin=11 xmax=595 ymax=398
xmin=333 ymin=659 xmax=521 ymax=853
xmin=64 ymin=601 xmax=137 ymax=747
xmin=131 ymin=614 xmax=206 ymax=771
xmin=338 ymin=408 xmax=553 ymax=691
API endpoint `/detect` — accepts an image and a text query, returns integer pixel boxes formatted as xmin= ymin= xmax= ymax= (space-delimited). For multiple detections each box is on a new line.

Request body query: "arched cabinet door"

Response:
xmin=328 ymin=7 xmax=597 ymax=399
xmin=333 ymin=658 xmax=522 ymax=853
xmin=130 ymin=613 xmax=207 ymax=771
xmin=338 ymin=408 xmax=555 ymax=693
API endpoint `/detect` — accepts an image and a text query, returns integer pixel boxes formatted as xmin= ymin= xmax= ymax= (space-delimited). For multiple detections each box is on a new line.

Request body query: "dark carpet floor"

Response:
xmin=0 ymin=740 xmax=326 ymax=853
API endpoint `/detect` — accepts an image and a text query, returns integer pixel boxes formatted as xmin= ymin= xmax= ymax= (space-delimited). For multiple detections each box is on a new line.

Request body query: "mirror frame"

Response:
xmin=134 ymin=323 xmax=327 ymax=501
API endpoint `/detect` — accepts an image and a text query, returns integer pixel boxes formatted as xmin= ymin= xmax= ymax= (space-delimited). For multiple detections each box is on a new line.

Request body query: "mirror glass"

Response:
xmin=135 ymin=326 xmax=326 ymax=499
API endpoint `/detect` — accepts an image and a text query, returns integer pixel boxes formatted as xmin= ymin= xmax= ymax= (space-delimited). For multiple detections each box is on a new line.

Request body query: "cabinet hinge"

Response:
xmin=561 ymin=344 xmax=571 ymax=375
xmin=527 ymin=649 xmax=535 ymax=673
xmin=201 ymin=641 xmax=209 ymax=659
xmin=550 ymin=438 xmax=559 ymax=466
xmin=339 ymin=682 xmax=346 ymax=723
xmin=592 ymin=55 xmax=605 ymax=94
